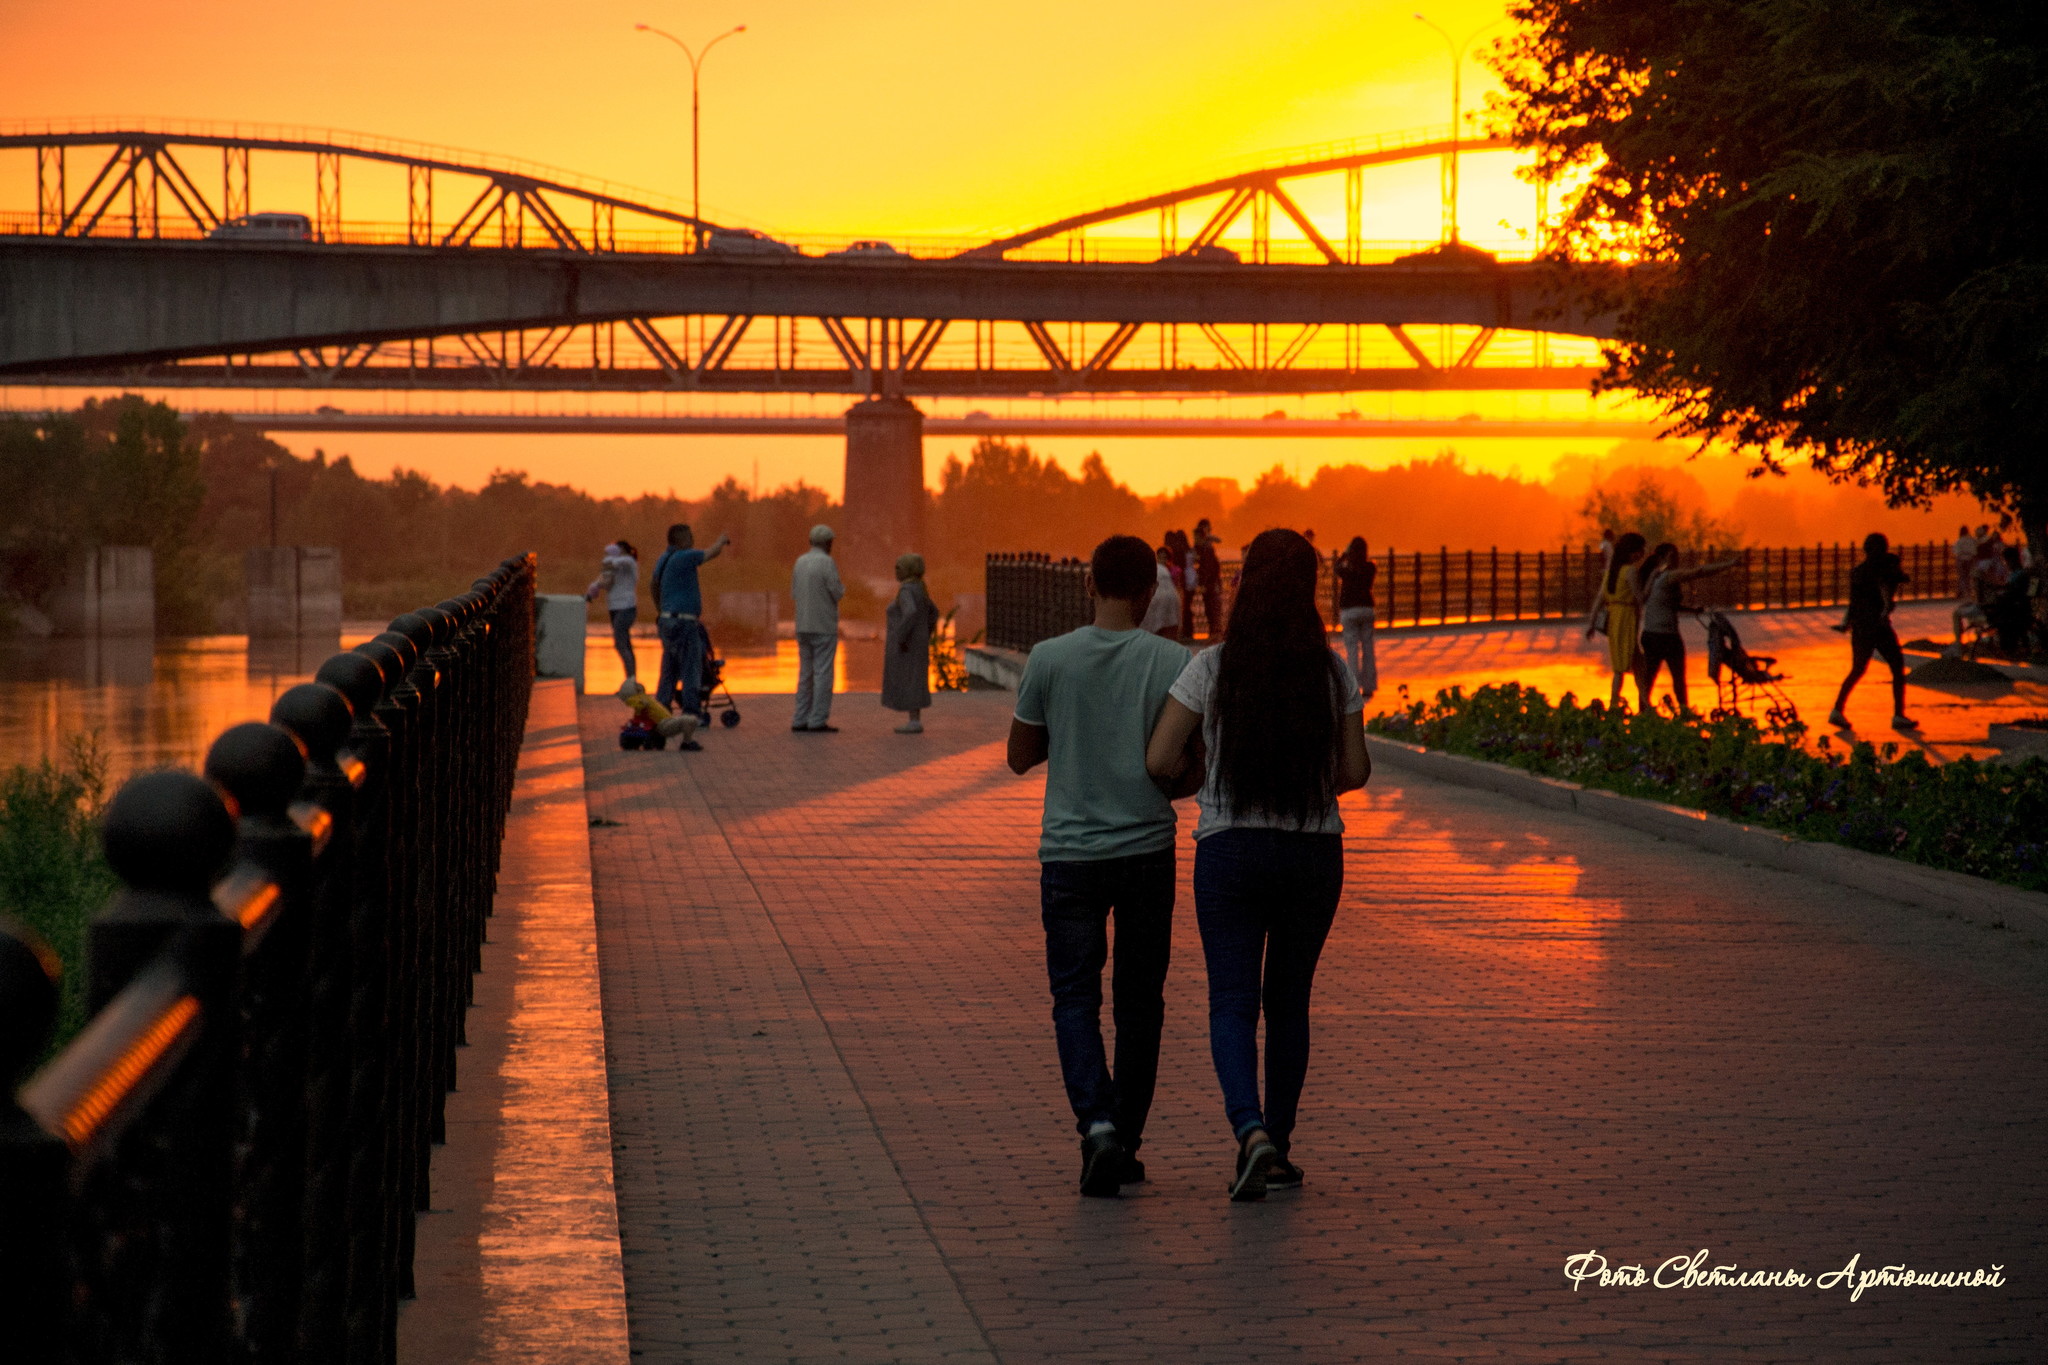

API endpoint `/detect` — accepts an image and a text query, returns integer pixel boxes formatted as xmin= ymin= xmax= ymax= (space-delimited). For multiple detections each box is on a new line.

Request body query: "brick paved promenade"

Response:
xmin=579 ymin=689 xmax=2045 ymax=1364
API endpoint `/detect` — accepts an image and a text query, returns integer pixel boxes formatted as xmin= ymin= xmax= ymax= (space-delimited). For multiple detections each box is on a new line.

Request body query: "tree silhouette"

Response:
xmin=1497 ymin=0 xmax=2048 ymax=553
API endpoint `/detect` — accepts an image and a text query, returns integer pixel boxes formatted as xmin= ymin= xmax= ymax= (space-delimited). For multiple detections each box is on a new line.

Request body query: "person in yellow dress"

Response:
xmin=1587 ymin=531 xmax=1647 ymax=708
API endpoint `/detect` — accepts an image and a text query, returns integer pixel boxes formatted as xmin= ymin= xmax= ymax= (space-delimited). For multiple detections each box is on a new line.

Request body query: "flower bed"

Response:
xmin=1368 ymin=684 xmax=2048 ymax=893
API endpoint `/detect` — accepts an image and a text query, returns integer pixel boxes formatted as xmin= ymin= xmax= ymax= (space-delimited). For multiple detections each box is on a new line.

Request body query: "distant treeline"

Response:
xmin=0 ymin=397 xmax=2003 ymax=633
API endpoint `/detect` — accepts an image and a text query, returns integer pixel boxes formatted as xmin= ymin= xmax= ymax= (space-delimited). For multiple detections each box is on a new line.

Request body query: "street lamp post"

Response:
xmin=636 ymin=21 xmax=746 ymax=247
xmin=1412 ymin=13 xmax=1502 ymax=246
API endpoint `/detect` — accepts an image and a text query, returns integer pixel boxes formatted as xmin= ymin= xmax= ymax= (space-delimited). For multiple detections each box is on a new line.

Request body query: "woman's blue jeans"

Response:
xmin=1193 ymin=828 xmax=1342 ymax=1153
xmin=609 ymin=606 xmax=638 ymax=678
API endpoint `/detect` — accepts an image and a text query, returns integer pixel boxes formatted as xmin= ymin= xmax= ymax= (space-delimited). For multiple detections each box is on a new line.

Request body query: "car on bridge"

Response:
xmin=701 ymin=227 xmax=798 ymax=257
xmin=823 ymin=240 xmax=910 ymax=260
xmin=1162 ymin=243 xmax=1241 ymax=264
xmin=207 ymin=212 xmax=313 ymax=242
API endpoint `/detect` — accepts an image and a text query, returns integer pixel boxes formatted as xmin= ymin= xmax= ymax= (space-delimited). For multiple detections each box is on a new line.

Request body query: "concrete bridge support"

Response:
xmin=245 ymin=546 xmax=342 ymax=636
xmin=841 ymin=398 xmax=926 ymax=590
xmin=47 ymin=547 xmax=153 ymax=637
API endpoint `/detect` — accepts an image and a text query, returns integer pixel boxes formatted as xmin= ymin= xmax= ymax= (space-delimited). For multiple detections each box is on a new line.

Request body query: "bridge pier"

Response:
xmin=841 ymin=398 xmax=925 ymax=589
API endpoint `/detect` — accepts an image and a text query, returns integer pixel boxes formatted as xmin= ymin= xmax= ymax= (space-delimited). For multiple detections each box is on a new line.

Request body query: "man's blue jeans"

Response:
xmin=1040 ymin=849 xmax=1175 ymax=1149
xmin=1193 ymin=828 xmax=1342 ymax=1154
xmin=655 ymin=615 xmax=705 ymax=715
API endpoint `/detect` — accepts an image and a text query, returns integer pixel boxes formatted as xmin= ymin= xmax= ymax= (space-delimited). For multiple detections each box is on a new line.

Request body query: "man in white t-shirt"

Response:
xmin=1008 ymin=535 xmax=1194 ymax=1197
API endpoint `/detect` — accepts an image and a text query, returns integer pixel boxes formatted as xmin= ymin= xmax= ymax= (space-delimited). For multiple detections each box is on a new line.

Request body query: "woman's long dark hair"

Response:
xmin=1338 ymin=535 xmax=1370 ymax=574
xmin=616 ymin=538 xmax=639 ymax=561
xmin=1214 ymin=528 xmax=1341 ymax=826
xmin=1605 ymin=531 xmax=1646 ymax=595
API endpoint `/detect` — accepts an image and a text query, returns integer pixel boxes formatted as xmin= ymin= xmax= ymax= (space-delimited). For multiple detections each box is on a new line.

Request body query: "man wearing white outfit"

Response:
xmin=790 ymin=524 xmax=845 ymax=732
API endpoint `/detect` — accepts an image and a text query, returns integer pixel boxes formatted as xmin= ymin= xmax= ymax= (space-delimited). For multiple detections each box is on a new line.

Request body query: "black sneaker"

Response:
xmin=1116 ymin=1152 xmax=1147 ymax=1184
xmin=1079 ymin=1131 xmax=1125 ymax=1198
xmin=1266 ymin=1158 xmax=1304 ymax=1189
xmin=1229 ymin=1136 xmax=1278 ymax=1202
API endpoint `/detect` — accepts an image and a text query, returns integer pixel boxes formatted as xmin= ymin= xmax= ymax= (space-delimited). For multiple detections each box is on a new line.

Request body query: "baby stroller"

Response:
xmin=1703 ymin=609 xmax=1799 ymax=728
xmin=697 ymin=622 xmax=743 ymax=729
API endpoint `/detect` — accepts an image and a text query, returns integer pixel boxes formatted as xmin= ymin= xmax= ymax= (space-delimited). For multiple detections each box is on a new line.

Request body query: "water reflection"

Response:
xmin=579 ymin=628 xmax=886 ymax=701
xmin=0 ymin=634 xmax=366 ymax=785
xmin=2 ymin=637 xmax=157 ymax=688
xmin=247 ymin=634 xmax=343 ymax=680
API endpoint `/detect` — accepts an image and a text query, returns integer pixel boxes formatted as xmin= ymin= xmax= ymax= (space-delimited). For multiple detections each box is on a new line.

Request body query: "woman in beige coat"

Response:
xmin=882 ymin=553 xmax=939 ymax=733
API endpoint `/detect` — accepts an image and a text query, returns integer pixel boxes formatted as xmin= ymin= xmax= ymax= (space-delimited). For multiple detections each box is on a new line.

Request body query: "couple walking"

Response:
xmin=1008 ymin=530 xmax=1371 ymax=1202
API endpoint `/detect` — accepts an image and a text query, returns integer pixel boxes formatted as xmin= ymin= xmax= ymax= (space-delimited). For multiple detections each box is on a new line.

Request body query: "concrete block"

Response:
xmin=962 ymin=644 xmax=1026 ymax=691
xmin=247 ymin=546 xmax=343 ymax=636
xmin=48 ymin=546 xmax=152 ymax=636
xmin=297 ymin=546 xmax=342 ymax=635
xmin=535 ymin=594 xmax=588 ymax=691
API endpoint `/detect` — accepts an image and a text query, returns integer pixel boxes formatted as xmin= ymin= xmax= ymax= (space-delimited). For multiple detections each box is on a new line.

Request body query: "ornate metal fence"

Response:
xmin=0 ymin=554 xmax=536 ymax=1365
xmin=985 ymin=552 xmax=1092 ymax=651
xmin=986 ymin=543 xmax=1953 ymax=645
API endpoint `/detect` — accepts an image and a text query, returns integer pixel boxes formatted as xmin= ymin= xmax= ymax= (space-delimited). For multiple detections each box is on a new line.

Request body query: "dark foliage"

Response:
xmin=1495 ymin=0 xmax=2048 ymax=552
xmin=0 ymin=738 xmax=115 ymax=1050
xmin=0 ymin=398 xmax=216 ymax=630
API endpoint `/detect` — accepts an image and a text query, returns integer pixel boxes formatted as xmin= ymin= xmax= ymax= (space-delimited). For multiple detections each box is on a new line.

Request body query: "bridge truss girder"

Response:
xmin=10 ymin=128 xmax=724 ymax=249
xmin=18 ymin=312 xmax=1597 ymax=397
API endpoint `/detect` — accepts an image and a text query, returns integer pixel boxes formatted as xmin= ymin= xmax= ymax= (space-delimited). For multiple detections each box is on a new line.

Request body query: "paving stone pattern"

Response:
xmin=580 ymin=689 xmax=2045 ymax=1364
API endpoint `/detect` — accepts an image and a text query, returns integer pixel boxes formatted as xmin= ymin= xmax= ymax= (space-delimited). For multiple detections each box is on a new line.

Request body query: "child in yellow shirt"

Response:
xmin=617 ymin=679 xmax=698 ymax=750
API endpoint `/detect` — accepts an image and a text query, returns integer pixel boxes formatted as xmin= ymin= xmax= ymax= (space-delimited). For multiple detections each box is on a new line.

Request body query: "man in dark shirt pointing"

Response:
xmin=652 ymin=522 xmax=729 ymax=733
xmin=1828 ymin=532 xmax=1917 ymax=733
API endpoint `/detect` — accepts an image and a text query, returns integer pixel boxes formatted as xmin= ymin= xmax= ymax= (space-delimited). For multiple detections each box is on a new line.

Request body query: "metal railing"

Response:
xmin=0 ymin=555 xmax=536 ymax=1365
xmin=985 ymin=543 xmax=1957 ymax=648
xmin=985 ymin=553 xmax=1092 ymax=652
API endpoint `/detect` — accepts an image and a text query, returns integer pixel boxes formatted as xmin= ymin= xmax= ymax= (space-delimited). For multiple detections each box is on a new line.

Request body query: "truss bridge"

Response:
xmin=0 ymin=121 xmax=1641 ymax=576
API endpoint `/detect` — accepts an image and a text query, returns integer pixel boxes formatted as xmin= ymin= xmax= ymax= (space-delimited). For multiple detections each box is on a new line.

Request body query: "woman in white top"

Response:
xmin=1145 ymin=528 xmax=1371 ymax=1201
xmin=1139 ymin=546 xmax=1182 ymax=639
xmin=585 ymin=539 xmax=641 ymax=680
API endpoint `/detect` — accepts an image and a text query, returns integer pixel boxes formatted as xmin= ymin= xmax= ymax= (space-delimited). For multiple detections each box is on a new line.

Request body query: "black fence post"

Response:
xmin=204 ymin=722 xmax=316 ymax=1365
xmin=0 ymin=923 xmax=66 ymax=1361
xmin=354 ymin=631 xmax=425 ymax=1302
xmin=315 ymin=649 xmax=402 ymax=1365
xmin=77 ymin=772 xmax=242 ymax=1365
xmin=269 ymin=683 xmax=357 ymax=1365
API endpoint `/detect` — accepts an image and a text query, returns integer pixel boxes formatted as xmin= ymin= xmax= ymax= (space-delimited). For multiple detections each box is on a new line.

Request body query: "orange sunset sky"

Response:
xmin=9 ymin=0 xmax=1685 ymax=501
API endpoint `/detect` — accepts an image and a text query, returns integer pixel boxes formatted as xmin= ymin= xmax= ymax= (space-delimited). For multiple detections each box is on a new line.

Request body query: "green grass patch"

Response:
xmin=0 ymin=735 xmax=116 ymax=1051
xmin=1369 ymin=683 xmax=2048 ymax=893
